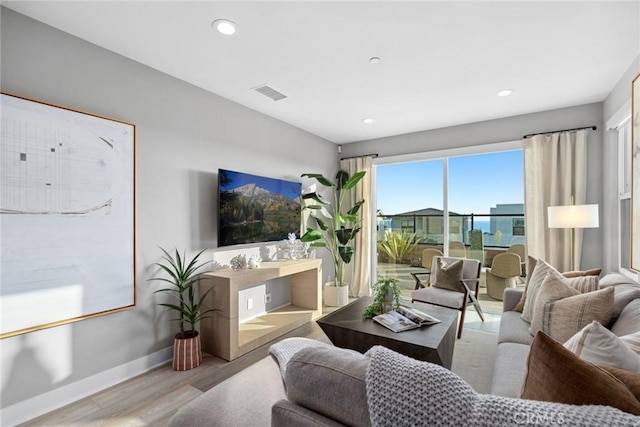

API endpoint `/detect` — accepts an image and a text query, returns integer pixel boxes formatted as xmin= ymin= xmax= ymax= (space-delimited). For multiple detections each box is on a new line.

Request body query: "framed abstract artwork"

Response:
xmin=0 ymin=93 xmax=136 ymax=338
xmin=632 ymin=74 xmax=640 ymax=272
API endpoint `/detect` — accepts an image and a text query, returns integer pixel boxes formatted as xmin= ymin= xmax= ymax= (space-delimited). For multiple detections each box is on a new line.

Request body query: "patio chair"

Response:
xmin=485 ymin=252 xmax=522 ymax=300
xmin=448 ymin=241 xmax=467 ymax=258
xmin=411 ymin=256 xmax=483 ymax=338
xmin=507 ymin=244 xmax=526 ymax=276
xmin=410 ymin=248 xmax=444 ymax=290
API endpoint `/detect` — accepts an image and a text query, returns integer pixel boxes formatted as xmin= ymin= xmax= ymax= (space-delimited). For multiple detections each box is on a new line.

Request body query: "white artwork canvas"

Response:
xmin=0 ymin=93 xmax=135 ymax=337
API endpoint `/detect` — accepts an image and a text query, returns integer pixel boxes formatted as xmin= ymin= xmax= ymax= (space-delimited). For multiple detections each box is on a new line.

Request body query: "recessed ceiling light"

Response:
xmin=362 ymin=118 xmax=374 ymax=124
xmin=497 ymin=89 xmax=513 ymax=97
xmin=369 ymin=57 xmax=381 ymax=64
xmin=212 ymin=19 xmax=237 ymax=35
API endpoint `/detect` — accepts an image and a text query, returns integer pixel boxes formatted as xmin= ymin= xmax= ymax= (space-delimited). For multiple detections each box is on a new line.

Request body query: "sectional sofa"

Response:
xmin=491 ymin=272 xmax=640 ymax=397
xmin=170 ymin=272 xmax=640 ymax=426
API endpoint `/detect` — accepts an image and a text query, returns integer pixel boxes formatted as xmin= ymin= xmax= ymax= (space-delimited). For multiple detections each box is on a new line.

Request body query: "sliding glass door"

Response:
xmin=374 ymin=148 xmax=524 ymax=298
xmin=448 ymin=151 xmax=525 ymax=265
xmin=376 ymin=160 xmax=444 ymax=291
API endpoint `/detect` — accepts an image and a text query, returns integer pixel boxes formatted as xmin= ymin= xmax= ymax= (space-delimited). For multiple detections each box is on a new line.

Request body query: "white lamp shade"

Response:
xmin=547 ymin=204 xmax=599 ymax=228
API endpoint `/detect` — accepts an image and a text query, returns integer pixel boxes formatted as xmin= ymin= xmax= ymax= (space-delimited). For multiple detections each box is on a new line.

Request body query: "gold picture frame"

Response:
xmin=0 ymin=92 xmax=136 ymax=338
xmin=632 ymin=73 xmax=640 ymax=272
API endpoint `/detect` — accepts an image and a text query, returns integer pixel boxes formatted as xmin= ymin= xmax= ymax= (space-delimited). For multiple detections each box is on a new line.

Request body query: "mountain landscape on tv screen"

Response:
xmin=219 ymin=171 xmax=301 ymax=246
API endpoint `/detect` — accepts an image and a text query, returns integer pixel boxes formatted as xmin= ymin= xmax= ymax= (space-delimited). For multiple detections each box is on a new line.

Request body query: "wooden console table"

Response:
xmin=199 ymin=258 xmax=322 ymax=361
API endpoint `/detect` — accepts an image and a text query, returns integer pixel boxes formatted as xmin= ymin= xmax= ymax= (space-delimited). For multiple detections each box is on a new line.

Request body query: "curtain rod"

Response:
xmin=340 ymin=153 xmax=379 ymax=161
xmin=523 ymin=125 xmax=597 ymax=139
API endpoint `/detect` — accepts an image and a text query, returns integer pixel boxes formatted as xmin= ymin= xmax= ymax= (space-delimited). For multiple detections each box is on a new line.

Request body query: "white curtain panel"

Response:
xmin=340 ymin=156 xmax=373 ymax=297
xmin=524 ymin=129 xmax=588 ymax=271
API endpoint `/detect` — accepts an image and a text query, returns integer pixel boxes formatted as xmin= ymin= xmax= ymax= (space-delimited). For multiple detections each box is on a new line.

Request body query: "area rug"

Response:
xmin=451 ymin=328 xmax=499 ymax=394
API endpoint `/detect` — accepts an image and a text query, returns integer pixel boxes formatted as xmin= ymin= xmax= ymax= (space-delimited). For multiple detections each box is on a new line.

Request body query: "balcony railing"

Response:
xmin=377 ymin=212 xmax=525 ymax=249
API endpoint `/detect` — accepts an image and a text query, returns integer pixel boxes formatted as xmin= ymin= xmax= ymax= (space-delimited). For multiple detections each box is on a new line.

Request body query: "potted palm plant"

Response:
xmin=300 ymin=170 xmax=366 ymax=306
xmin=150 ymin=247 xmax=217 ymax=371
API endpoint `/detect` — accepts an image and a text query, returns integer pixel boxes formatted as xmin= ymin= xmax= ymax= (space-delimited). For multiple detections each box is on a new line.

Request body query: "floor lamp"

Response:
xmin=547 ymin=204 xmax=599 ymax=271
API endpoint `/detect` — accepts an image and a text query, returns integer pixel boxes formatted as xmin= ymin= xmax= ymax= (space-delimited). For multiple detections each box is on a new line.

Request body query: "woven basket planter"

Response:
xmin=173 ymin=331 xmax=202 ymax=371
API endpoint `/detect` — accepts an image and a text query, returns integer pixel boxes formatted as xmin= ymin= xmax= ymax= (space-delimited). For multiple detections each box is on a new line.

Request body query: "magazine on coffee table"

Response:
xmin=373 ymin=305 xmax=441 ymax=333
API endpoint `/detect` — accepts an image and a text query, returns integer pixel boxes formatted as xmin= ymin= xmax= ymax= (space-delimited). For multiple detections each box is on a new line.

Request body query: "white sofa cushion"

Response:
xmin=621 ymin=331 xmax=640 ymax=355
xmin=521 ymin=258 xmax=556 ymax=323
xmin=564 ymin=321 xmax=640 ymax=372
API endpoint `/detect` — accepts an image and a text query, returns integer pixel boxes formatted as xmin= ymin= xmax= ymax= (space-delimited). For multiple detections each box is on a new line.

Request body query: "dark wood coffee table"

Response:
xmin=317 ymin=297 xmax=458 ymax=369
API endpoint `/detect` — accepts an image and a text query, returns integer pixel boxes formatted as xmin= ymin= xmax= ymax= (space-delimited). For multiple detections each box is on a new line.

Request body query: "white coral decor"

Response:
xmin=230 ymin=254 xmax=247 ymax=270
xmin=248 ymin=255 xmax=262 ymax=269
xmin=279 ymin=233 xmax=310 ymax=260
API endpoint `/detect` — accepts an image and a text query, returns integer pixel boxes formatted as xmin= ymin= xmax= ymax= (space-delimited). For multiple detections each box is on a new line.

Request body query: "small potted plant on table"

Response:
xmin=151 ymin=247 xmax=217 ymax=371
xmin=363 ymin=276 xmax=402 ymax=320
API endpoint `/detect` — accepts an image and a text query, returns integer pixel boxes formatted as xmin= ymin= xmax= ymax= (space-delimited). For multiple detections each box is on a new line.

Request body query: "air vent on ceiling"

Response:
xmin=253 ymin=84 xmax=288 ymax=101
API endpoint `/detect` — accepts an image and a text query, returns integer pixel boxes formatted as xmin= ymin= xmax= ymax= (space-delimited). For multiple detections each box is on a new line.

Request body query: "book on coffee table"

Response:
xmin=373 ymin=305 xmax=441 ymax=333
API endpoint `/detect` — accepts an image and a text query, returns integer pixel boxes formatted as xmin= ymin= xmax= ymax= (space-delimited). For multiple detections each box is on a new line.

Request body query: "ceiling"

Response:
xmin=4 ymin=1 xmax=639 ymax=144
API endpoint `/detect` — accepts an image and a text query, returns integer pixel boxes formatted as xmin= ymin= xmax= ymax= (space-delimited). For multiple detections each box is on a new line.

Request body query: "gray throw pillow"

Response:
xmin=432 ymin=258 xmax=465 ymax=292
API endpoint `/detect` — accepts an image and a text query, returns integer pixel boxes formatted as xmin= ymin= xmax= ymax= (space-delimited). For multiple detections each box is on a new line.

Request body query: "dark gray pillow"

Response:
xmin=284 ymin=346 xmax=371 ymax=426
xmin=433 ymin=258 xmax=465 ymax=292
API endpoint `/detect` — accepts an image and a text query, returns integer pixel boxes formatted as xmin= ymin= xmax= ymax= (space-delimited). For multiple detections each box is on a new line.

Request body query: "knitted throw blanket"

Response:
xmin=365 ymin=346 xmax=640 ymax=427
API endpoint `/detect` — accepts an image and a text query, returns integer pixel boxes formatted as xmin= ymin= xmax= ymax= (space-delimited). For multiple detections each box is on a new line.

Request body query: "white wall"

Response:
xmin=341 ymin=103 xmax=605 ymax=270
xmin=0 ymin=8 xmax=337 ymax=425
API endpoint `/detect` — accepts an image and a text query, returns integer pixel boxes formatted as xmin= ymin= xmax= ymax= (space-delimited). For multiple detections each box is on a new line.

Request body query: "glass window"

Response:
xmin=375 ymin=149 xmax=524 ymax=299
xmin=448 ymin=150 xmax=525 ymax=255
xmin=618 ymin=119 xmax=632 ymax=270
xmin=375 ymin=160 xmax=444 ymax=289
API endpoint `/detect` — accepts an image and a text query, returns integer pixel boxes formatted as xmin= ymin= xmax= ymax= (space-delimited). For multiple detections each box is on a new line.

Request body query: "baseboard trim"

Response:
xmin=1 ymin=346 xmax=173 ymax=426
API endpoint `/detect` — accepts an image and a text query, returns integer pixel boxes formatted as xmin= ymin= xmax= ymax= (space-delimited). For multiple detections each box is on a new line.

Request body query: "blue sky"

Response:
xmin=376 ymin=150 xmax=524 ymax=215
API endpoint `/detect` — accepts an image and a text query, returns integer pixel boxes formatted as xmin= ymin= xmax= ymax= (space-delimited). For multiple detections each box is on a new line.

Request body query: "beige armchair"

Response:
xmin=410 ymin=248 xmax=444 ymax=290
xmin=448 ymin=241 xmax=467 ymax=258
xmin=485 ymin=252 xmax=522 ymax=300
xmin=411 ymin=256 xmax=483 ymax=338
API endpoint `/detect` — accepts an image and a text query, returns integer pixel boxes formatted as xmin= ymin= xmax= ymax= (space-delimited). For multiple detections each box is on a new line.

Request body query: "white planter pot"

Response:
xmin=324 ymin=282 xmax=349 ymax=307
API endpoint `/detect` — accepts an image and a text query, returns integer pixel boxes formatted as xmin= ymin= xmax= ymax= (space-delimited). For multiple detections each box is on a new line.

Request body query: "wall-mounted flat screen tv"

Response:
xmin=218 ymin=169 xmax=302 ymax=247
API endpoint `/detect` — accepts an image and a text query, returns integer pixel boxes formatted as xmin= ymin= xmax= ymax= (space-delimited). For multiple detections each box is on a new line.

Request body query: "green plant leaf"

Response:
xmin=341 ymin=171 xmax=366 ymax=190
xmin=347 ymin=200 xmax=365 ymax=215
xmin=302 ymin=192 xmax=329 ymax=205
xmin=351 ymin=226 xmax=362 ymax=238
xmin=339 ymin=213 xmax=358 ymax=223
xmin=335 ymin=170 xmax=349 ymax=190
xmin=377 ymin=230 xmax=421 ymax=261
xmin=338 ymin=245 xmax=354 ymax=263
xmin=301 ymin=173 xmax=335 ymax=188
xmin=300 ymin=228 xmax=323 ymax=242
xmin=314 ymin=216 xmax=329 ymax=231
xmin=335 ymin=227 xmax=352 ymax=245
